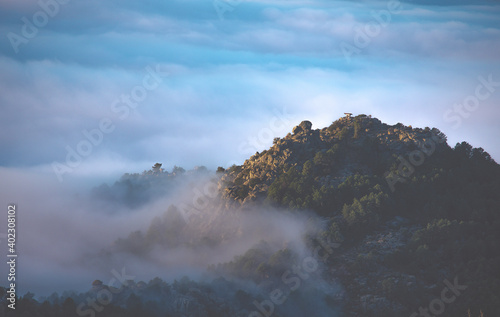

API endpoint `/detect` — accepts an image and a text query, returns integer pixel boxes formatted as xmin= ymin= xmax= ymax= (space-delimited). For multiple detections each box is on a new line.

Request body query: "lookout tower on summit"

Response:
xmin=344 ymin=113 xmax=353 ymax=118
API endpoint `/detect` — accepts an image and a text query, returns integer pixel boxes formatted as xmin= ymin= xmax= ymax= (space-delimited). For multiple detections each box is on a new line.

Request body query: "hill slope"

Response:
xmin=220 ymin=114 xmax=451 ymax=206
xmin=3 ymin=115 xmax=499 ymax=317
xmin=218 ymin=114 xmax=500 ymax=315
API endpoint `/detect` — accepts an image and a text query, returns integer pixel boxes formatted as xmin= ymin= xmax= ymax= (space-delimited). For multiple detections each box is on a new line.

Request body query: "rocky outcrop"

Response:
xmin=219 ymin=114 xmax=449 ymax=204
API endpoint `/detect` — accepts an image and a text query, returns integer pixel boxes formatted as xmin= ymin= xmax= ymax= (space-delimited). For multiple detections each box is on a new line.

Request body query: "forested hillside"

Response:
xmin=2 ymin=115 xmax=499 ymax=317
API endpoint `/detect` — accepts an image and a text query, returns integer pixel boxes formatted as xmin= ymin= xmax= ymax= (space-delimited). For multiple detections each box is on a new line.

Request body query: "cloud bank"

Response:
xmin=1 ymin=0 xmax=499 ymax=178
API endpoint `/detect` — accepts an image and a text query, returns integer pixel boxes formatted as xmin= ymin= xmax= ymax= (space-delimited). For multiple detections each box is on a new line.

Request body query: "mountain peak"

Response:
xmin=220 ymin=115 xmax=450 ymax=206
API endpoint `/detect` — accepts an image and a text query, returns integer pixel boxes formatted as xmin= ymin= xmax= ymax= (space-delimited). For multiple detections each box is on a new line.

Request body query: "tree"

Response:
xmin=172 ymin=165 xmax=185 ymax=174
xmin=152 ymin=163 xmax=162 ymax=173
xmin=126 ymin=293 xmax=143 ymax=316
xmin=342 ymin=198 xmax=366 ymax=225
xmin=61 ymin=297 xmax=78 ymax=317
xmin=302 ymin=160 xmax=313 ymax=176
xmin=146 ymin=205 xmax=186 ymax=247
xmin=354 ymin=119 xmax=361 ymax=139
xmin=454 ymin=142 xmax=473 ymax=159
xmin=216 ymin=166 xmax=226 ymax=173
xmin=338 ymin=126 xmax=350 ymax=141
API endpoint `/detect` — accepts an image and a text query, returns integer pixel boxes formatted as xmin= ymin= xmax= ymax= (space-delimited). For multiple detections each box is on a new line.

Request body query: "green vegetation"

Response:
xmin=210 ymin=241 xmax=297 ymax=281
xmin=220 ymin=116 xmax=500 ymax=316
xmin=5 ymin=116 xmax=499 ymax=317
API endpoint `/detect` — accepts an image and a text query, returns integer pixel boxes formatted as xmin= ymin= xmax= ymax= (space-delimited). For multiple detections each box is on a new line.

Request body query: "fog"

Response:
xmin=0 ymin=165 xmax=337 ymax=305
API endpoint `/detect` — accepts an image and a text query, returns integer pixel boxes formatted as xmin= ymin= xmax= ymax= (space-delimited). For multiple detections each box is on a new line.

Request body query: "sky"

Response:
xmin=0 ymin=0 xmax=499 ymax=183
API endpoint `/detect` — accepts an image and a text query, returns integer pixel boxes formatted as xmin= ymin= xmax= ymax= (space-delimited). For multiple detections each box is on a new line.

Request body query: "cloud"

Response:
xmin=0 ymin=167 xmax=328 ymax=297
xmin=0 ymin=0 xmax=499 ymax=173
xmin=0 ymin=1 xmax=499 ymax=305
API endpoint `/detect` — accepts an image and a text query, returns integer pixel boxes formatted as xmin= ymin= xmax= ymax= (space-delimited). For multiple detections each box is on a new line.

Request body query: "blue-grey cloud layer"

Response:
xmin=0 ymin=0 xmax=499 ymax=180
